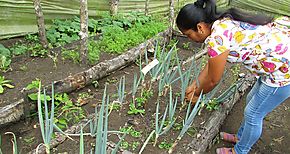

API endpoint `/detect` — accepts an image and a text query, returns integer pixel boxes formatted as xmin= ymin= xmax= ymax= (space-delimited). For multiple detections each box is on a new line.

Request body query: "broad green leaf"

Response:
xmin=3 ymin=83 xmax=14 ymax=89
xmin=0 ymin=86 xmax=4 ymax=93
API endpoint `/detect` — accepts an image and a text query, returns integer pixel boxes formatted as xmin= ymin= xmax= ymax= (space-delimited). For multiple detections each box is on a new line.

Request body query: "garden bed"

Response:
xmin=0 ymin=13 xmax=169 ymax=126
xmin=0 ymin=32 xmax=255 ymax=154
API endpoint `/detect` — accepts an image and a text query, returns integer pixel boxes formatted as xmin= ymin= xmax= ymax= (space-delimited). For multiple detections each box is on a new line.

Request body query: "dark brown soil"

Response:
xmin=207 ymin=89 xmax=290 ymax=154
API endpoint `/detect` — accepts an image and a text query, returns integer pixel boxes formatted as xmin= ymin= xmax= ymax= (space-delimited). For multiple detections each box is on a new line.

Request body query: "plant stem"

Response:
xmin=138 ymin=130 xmax=155 ymax=154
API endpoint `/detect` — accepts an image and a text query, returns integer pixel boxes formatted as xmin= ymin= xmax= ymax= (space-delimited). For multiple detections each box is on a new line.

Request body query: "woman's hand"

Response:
xmin=185 ymin=81 xmax=199 ymax=105
xmin=186 ymin=80 xmax=197 ymax=96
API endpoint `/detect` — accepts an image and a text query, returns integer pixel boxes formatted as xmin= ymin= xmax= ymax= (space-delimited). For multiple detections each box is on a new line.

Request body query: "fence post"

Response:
xmin=110 ymin=0 xmax=119 ymax=16
xmin=80 ymin=0 xmax=88 ymax=64
xmin=145 ymin=0 xmax=150 ymax=16
xmin=169 ymin=0 xmax=175 ymax=36
xmin=33 ymin=0 xmax=48 ymax=48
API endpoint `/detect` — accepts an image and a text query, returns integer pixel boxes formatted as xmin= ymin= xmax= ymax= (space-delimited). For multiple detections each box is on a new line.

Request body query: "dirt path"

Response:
xmin=208 ymin=87 xmax=290 ymax=154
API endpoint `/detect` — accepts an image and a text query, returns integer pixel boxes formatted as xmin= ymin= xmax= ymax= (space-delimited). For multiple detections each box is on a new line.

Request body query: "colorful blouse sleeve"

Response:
xmin=205 ymin=19 xmax=233 ymax=58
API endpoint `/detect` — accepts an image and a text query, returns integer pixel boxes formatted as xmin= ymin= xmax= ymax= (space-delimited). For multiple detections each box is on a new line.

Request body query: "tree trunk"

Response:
xmin=145 ymin=0 xmax=150 ymax=16
xmin=79 ymin=0 xmax=88 ymax=65
xmin=33 ymin=0 xmax=48 ymax=48
xmin=110 ymin=0 xmax=119 ymax=16
xmin=169 ymin=0 xmax=175 ymax=32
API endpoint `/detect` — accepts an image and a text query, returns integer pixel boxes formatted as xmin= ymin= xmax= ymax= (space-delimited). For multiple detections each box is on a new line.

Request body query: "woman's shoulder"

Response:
xmin=211 ymin=17 xmax=239 ymax=32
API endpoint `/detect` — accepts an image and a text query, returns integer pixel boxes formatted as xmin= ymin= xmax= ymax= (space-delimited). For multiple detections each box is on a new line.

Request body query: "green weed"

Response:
xmin=0 ymin=75 xmax=14 ymax=94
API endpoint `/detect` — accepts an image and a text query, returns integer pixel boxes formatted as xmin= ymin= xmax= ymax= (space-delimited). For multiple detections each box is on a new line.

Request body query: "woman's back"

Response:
xmin=205 ymin=17 xmax=290 ymax=87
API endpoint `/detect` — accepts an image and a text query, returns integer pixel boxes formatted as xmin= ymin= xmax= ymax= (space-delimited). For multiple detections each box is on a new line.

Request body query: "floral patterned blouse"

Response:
xmin=205 ymin=16 xmax=290 ymax=87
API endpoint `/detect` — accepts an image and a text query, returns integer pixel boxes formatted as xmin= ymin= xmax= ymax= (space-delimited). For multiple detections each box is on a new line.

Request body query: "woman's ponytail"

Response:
xmin=176 ymin=0 xmax=273 ymax=31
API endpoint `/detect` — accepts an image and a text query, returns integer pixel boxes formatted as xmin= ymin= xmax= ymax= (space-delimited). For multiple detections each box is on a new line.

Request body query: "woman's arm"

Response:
xmin=186 ymin=50 xmax=229 ymax=101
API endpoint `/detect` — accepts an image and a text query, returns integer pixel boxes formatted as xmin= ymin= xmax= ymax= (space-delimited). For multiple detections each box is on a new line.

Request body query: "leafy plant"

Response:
xmin=54 ymin=93 xmax=85 ymax=129
xmin=10 ymin=44 xmax=28 ymax=56
xmin=0 ymin=55 xmax=11 ymax=72
xmin=127 ymin=102 xmax=145 ymax=115
xmin=25 ymin=34 xmax=39 ymax=42
xmin=29 ymin=43 xmax=49 ymax=57
xmin=26 ymin=79 xmax=51 ymax=101
xmin=158 ymin=141 xmax=173 ymax=150
xmin=61 ymin=49 xmax=80 ymax=63
xmin=120 ymin=126 xmax=142 ymax=138
xmin=0 ymin=44 xmax=11 ymax=72
xmin=0 ymin=76 xmax=14 ymax=94
xmin=182 ymin=42 xmax=190 ymax=50
xmin=205 ymin=99 xmax=220 ymax=111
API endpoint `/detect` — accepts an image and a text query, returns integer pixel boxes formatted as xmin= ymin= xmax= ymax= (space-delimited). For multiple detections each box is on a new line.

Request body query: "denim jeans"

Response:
xmin=234 ymin=78 xmax=290 ymax=154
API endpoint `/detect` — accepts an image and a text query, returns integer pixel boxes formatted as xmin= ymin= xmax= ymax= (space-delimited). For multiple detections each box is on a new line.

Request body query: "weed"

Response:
xmin=108 ymin=102 xmax=121 ymax=114
xmin=158 ymin=141 xmax=173 ymax=150
xmin=29 ymin=43 xmax=49 ymax=57
xmin=131 ymin=141 xmax=140 ymax=150
xmin=0 ymin=76 xmax=14 ymax=94
xmin=205 ymin=99 xmax=220 ymax=111
xmin=0 ymin=44 xmax=11 ymax=72
xmin=23 ymin=136 xmax=35 ymax=144
xmin=10 ymin=44 xmax=28 ymax=56
xmin=92 ymin=80 xmax=99 ymax=88
xmin=127 ymin=102 xmax=145 ymax=115
xmin=119 ymin=126 xmax=142 ymax=138
xmin=230 ymin=64 xmax=241 ymax=81
xmin=182 ymin=42 xmax=191 ymax=50
xmin=61 ymin=49 xmax=80 ymax=63
xmin=106 ymin=77 xmax=118 ymax=84
xmin=77 ymin=92 xmax=93 ymax=106
xmin=54 ymin=93 xmax=85 ymax=129
xmin=120 ymin=141 xmax=130 ymax=150
xmin=141 ymin=89 xmax=153 ymax=100
xmin=19 ymin=65 xmax=28 ymax=71
xmin=25 ymin=34 xmax=39 ymax=42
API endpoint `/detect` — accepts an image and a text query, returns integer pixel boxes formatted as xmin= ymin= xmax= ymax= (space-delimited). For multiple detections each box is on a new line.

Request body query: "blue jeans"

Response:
xmin=234 ymin=78 xmax=290 ymax=154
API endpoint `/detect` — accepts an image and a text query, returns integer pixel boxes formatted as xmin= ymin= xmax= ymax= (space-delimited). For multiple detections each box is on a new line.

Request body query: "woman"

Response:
xmin=176 ymin=0 xmax=290 ymax=154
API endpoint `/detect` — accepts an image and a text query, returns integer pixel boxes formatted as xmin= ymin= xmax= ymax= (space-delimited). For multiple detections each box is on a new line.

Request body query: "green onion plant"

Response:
xmin=4 ymin=132 xmax=18 ymax=154
xmin=37 ymin=83 xmax=55 ymax=154
xmin=168 ymin=91 xmax=203 ymax=154
xmin=117 ymin=76 xmax=126 ymax=103
xmin=154 ymin=88 xmax=177 ymax=146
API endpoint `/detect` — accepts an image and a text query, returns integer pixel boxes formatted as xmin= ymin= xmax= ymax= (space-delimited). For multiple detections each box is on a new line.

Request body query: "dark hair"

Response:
xmin=176 ymin=0 xmax=273 ymax=31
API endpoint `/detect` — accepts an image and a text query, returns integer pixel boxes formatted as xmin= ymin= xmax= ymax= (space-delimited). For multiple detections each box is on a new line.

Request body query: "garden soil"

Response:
xmin=208 ymin=89 xmax=290 ymax=154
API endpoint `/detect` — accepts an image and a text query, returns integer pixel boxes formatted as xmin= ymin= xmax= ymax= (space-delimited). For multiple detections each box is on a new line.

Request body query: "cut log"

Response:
xmin=79 ymin=0 xmax=89 ymax=64
xmin=185 ymin=75 xmax=256 ymax=153
xmin=33 ymin=0 xmax=48 ymax=48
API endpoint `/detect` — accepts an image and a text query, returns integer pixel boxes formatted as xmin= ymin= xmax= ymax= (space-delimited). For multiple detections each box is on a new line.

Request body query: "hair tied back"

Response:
xmin=194 ymin=0 xmax=205 ymax=8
